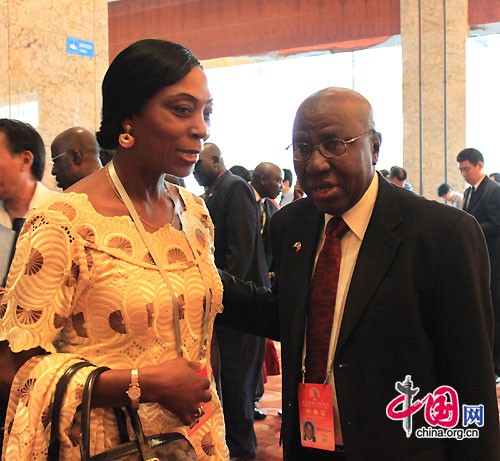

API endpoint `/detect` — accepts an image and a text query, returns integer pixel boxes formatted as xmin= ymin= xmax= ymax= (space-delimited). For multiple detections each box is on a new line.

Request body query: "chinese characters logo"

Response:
xmin=386 ymin=375 xmax=483 ymax=440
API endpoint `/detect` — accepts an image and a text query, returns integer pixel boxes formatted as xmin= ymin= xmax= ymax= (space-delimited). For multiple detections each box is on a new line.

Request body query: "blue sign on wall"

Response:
xmin=67 ymin=37 xmax=94 ymax=58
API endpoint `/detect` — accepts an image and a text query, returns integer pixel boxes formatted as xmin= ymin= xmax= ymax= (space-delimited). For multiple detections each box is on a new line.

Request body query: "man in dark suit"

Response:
xmin=250 ymin=162 xmax=283 ymax=272
xmin=193 ymin=143 xmax=269 ymax=460
xmin=219 ymin=88 xmax=499 ymax=460
xmin=458 ymin=147 xmax=500 ymax=377
xmin=249 ymin=162 xmax=283 ymax=416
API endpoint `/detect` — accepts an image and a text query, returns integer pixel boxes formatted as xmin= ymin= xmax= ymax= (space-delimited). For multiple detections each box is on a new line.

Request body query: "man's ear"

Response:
xmin=71 ymin=149 xmax=83 ymax=165
xmin=372 ymin=132 xmax=382 ymax=164
xmin=19 ymin=150 xmax=34 ymax=171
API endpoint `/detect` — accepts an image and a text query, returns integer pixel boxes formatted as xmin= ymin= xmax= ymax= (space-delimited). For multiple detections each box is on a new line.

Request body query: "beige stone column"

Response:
xmin=401 ymin=0 xmax=468 ymax=199
xmin=0 ymin=0 xmax=108 ymax=189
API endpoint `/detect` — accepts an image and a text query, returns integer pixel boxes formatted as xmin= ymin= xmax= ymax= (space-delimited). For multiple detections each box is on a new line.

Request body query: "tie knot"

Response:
xmin=326 ymin=216 xmax=348 ymax=239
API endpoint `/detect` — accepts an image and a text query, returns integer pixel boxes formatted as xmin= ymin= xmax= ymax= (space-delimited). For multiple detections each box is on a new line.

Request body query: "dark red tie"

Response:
xmin=305 ymin=217 xmax=348 ymax=383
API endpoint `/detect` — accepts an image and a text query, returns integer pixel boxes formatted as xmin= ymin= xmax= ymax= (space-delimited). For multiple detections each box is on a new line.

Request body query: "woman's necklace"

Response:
xmin=105 ymin=163 xmax=176 ymax=230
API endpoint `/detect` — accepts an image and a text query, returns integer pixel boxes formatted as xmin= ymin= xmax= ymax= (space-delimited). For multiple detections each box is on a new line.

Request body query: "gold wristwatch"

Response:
xmin=126 ymin=369 xmax=141 ymax=409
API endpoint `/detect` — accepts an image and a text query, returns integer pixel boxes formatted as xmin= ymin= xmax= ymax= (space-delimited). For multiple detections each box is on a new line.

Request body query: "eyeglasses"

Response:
xmin=50 ymin=150 xmax=72 ymax=166
xmin=287 ymin=130 xmax=375 ymax=161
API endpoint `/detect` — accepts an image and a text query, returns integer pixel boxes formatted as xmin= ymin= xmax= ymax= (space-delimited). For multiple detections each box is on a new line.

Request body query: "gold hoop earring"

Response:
xmin=119 ymin=131 xmax=135 ymax=148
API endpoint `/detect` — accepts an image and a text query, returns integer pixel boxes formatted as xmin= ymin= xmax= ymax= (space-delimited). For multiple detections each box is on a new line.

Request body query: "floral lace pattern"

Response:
xmin=0 ymin=189 xmax=228 ymax=460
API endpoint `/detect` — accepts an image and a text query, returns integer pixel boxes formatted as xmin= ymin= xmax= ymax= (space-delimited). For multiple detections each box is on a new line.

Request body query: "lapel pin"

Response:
xmin=293 ymin=242 xmax=302 ymax=252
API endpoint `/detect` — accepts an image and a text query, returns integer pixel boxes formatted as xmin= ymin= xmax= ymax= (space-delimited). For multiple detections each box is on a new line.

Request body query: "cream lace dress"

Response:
xmin=0 ymin=188 xmax=228 ymax=460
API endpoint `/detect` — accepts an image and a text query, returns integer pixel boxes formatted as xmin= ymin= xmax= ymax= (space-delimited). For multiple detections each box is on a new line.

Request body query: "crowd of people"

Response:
xmin=0 ymin=38 xmax=498 ymax=461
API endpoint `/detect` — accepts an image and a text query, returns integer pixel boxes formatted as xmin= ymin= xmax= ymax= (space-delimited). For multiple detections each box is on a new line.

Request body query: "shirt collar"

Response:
xmin=324 ymin=172 xmax=379 ymax=240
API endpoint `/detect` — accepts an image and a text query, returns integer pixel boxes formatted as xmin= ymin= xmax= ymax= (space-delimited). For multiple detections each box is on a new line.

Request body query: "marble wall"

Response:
xmin=0 ymin=0 xmax=108 ymax=189
xmin=401 ymin=0 xmax=468 ymax=198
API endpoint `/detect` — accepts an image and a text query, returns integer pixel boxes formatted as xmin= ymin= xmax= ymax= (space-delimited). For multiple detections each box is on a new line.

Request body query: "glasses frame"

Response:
xmin=287 ymin=130 xmax=375 ymax=161
xmin=49 ymin=150 xmax=73 ymax=166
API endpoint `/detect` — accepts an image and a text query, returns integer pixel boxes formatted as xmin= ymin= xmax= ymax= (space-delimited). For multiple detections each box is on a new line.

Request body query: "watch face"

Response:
xmin=128 ymin=386 xmax=141 ymax=400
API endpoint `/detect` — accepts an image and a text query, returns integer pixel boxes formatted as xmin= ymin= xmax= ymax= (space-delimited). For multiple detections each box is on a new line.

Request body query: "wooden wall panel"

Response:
xmin=108 ymin=0 xmax=400 ymax=61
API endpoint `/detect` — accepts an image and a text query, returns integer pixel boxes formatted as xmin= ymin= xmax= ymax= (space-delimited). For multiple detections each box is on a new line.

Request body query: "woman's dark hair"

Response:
xmin=96 ymin=39 xmax=201 ymax=149
xmin=0 ymin=119 xmax=45 ymax=181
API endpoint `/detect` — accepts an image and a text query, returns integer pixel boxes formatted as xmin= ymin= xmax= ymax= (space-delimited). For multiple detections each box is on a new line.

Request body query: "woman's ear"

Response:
xmin=121 ymin=119 xmax=133 ymax=134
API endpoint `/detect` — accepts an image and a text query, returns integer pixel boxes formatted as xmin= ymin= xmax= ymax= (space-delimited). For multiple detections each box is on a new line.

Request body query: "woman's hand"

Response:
xmin=140 ymin=358 xmax=211 ymax=425
xmin=0 ymin=341 xmax=46 ymax=399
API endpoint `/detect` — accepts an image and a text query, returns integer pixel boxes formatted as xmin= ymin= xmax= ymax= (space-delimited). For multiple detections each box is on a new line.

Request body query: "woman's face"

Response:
xmin=128 ymin=66 xmax=212 ymax=177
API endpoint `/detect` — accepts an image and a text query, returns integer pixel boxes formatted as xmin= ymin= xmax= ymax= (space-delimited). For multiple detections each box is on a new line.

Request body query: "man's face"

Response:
xmin=0 ymin=132 xmax=25 ymax=201
xmin=50 ymin=140 xmax=78 ymax=190
xmin=193 ymin=146 xmax=218 ymax=187
xmin=444 ymin=191 xmax=454 ymax=202
xmin=261 ymin=167 xmax=283 ymax=199
xmin=458 ymin=160 xmax=483 ymax=186
xmin=293 ymin=91 xmax=379 ymax=215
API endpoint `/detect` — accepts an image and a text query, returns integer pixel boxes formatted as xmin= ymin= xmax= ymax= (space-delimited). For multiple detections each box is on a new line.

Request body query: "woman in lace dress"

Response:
xmin=0 ymin=39 xmax=229 ymax=460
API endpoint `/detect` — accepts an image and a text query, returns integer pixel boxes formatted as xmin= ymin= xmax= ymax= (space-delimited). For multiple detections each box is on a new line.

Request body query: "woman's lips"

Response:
xmin=178 ymin=150 xmax=199 ymax=164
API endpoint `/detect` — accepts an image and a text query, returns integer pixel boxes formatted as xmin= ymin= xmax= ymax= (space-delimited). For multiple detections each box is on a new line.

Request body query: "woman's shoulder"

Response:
xmin=27 ymin=191 xmax=94 ymax=224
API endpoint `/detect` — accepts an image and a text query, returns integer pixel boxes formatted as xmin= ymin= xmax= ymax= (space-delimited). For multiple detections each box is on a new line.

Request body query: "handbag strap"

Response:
xmin=47 ymin=361 xmax=93 ymax=461
xmin=80 ymin=366 xmax=158 ymax=461
xmin=80 ymin=366 xmax=111 ymax=461
xmin=126 ymin=406 xmax=158 ymax=461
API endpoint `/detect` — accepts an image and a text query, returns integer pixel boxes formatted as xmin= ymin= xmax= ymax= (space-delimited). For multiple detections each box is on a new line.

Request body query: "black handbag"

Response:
xmin=48 ymin=361 xmax=94 ymax=460
xmin=48 ymin=362 xmax=198 ymax=461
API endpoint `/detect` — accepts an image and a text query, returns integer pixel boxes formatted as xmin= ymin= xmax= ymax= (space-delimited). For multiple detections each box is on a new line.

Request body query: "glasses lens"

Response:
xmin=321 ymin=139 xmax=345 ymax=157
xmin=292 ymin=143 xmax=311 ymax=160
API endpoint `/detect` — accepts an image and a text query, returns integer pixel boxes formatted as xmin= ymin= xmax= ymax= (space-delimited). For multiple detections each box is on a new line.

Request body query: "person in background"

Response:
xmin=194 ymin=143 xmax=269 ymax=460
xmin=458 ymin=147 xmax=500 ymax=380
xmin=0 ymin=119 xmax=58 ymax=233
xmin=280 ymin=168 xmax=295 ymax=207
xmin=0 ymin=120 xmax=59 ymax=285
xmin=229 ymin=165 xmax=252 ymax=183
xmin=50 ymin=126 xmax=102 ymax=190
xmin=219 ymin=87 xmax=499 ymax=460
xmin=437 ymin=183 xmax=464 ymax=209
xmin=388 ymin=165 xmax=414 ymax=191
xmin=0 ymin=118 xmax=59 ymax=452
xmin=0 ymin=39 xmax=229 ymax=459
xmin=293 ymin=182 xmax=305 ymax=200
xmin=489 ymin=172 xmax=500 ymax=184
xmin=250 ymin=162 xmax=283 ymax=271
xmin=379 ymin=168 xmax=389 ymax=178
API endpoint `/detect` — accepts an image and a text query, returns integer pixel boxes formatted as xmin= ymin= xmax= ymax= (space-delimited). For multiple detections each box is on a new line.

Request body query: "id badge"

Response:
xmin=298 ymin=383 xmax=335 ymax=451
xmin=188 ymin=365 xmax=213 ymax=436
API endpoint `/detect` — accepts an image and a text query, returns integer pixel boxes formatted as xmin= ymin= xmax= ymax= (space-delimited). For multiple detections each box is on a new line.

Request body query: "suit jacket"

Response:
xmin=463 ymin=175 xmax=500 ymax=283
xmin=205 ymin=170 xmax=269 ymax=288
xmin=261 ymin=198 xmax=279 ymax=271
xmin=220 ymin=174 xmax=500 ymax=460
xmin=463 ymin=175 xmax=500 ymax=369
xmin=463 ymin=175 xmax=500 ymax=242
